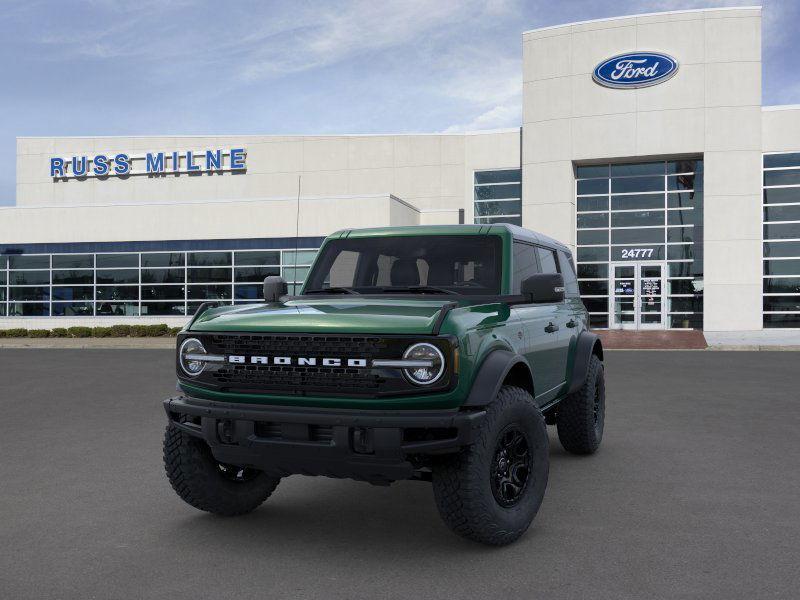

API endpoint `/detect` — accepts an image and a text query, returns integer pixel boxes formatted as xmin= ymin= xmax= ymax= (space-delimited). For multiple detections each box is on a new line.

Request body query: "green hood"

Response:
xmin=189 ymin=298 xmax=458 ymax=335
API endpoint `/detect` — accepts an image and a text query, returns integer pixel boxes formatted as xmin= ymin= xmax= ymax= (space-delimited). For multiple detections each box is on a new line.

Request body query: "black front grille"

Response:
xmin=185 ymin=333 xmax=453 ymax=398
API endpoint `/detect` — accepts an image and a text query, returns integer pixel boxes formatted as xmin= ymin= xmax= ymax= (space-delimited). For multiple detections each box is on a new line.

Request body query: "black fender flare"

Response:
xmin=567 ymin=331 xmax=603 ymax=395
xmin=463 ymin=349 xmax=532 ymax=407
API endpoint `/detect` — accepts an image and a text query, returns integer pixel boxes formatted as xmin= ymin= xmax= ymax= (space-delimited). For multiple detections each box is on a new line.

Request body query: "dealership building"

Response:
xmin=2 ymin=6 xmax=799 ymax=337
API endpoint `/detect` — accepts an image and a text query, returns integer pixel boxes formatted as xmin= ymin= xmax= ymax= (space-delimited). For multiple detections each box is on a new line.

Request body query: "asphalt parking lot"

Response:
xmin=1 ymin=350 xmax=798 ymax=599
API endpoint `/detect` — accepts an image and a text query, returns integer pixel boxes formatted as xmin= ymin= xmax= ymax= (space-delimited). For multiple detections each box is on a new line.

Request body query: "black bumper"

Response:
xmin=163 ymin=396 xmax=486 ymax=484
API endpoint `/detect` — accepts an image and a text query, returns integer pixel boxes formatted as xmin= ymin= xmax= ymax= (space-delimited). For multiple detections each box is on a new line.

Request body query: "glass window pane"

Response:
xmin=764 ymin=205 xmax=800 ymax=222
xmin=667 ymin=160 xmax=702 ymax=174
xmin=52 ymin=302 xmax=94 ymax=316
xmin=10 ymin=287 xmax=50 ymax=301
xmin=0 ymin=255 xmax=6 ymax=269
xmin=283 ymin=266 xmax=310 ymax=282
xmin=583 ymin=298 xmax=609 ymax=312
xmin=234 ymin=284 xmax=263 ymax=299
xmin=577 ymin=213 xmax=608 ymax=228
xmin=667 ymin=209 xmax=699 ymax=226
xmin=475 ymin=184 xmax=521 ymax=200
xmin=611 ymin=194 xmax=664 ymax=210
xmin=764 ymin=259 xmax=800 ymax=275
xmin=763 ymin=187 xmax=800 ymax=204
xmin=142 ymin=268 xmax=185 ymax=284
xmin=764 ymin=223 xmax=800 ymax=240
xmin=96 ymin=269 xmax=138 ymax=284
xmin=52 ymin=270 xmax=93 ymax=284
xmin=577 ymin=197 xmax=608 ymax=212
xmin=0 ymin=272 xmax=5 ymax=286
xmin=611 ymin=162 xmax=664 ymax=177
xmin=667 ymin=191 xmax=702 ymax=209
xmin=8 ymin=302 xmax=49 ymax=316
xmin=611 ymin=176 xmax=663 ymax=194
xmin=668 ymin=279 xmax=703 ymax=295
xmin=188 ymin=251 xmax=231 ymax=266
xmin=234 ymin=266 xmax=280 ymax=282
xmin=187 ymin=284 xmax=232 ymax=300
xmin=96 ymin=302 xmax=139 ymax=316
xmin=579 ymin=281 xmax=608 ymax=295
xmin=96 ymin=286 xmax=139 ymax=301
xmin=611 ymin=228 xmax=664 ymax=244
xmin=10 ymin=270 xmax=50 ymax=285
xmin=577 ymin=264 xmax=608 ymax=279
xmin=52 ymin=254 xmax=93 ymax=269
xmin=577 ymin=179 xmax=607 ymax=195
xmin=513 ymin=242 xmax=539 ymax=293
xmin=763 ymin=277 xmax=800 ymax=293
xmin=474 ymin=200 xmax=522 ymax=217
xmin=52 ymin=286 xmax=93 ymax=301
xmin=9 ymin=255 xmax=49 ymax=269
xmin=667 ymin=174 xmax=700 ymax=191
xmin=764 ymin=241 xmax=800 ymax=258
xmin=764 ymin=153 xmax=800 ymax=168
xmin=669 ymin=297 xmax=703 ymax=312
xmin=96 ymin=254 xmax=138 ymax=268
xmin=589 ymin=314 xmax=609 ymax=328
xmin=764 ymin=314 xmax=800 ymax=328
xmin=577 ymin=230 xmax=608 ymax=245
xmin=764 ymin=170 xmax=800 ymax=186
xmin=234 ymin=251 xmax=280 ymax=266
xmin=187 ymin=267 xmax=231 ymax=283
xmin=577 ymin=247 xmax=609 ymax=262
xmin=141 ymin=253 xmax=185 ymax=267
xmin=282 ymin=250 xmax=317 ymax=266
xmin=668 ymin=262 xmax=695 ymax=277
xmin=536 ymin=247 xmax=559 ymax=274
xmin=667 ymin=245 xmax=694 ymax=260
xmin=474 ymin=169 xmax=520 ymax=184
xmin=576 ymin=165 xmax=608 ymax=178
xmin=140 ymin=302 xmax=186 ymax=316
xmin=141 ymin=285 xmax=185 ymax=300
xmin=763 ymin=296 xmax=800 ymax=312
xmin=667 ymin=227 xmax=694 ymax=243
xmin=670 ymin=314 xmax=703 ymax=329
xmin=474 ymin=215 xmax=522 ymax=225
xmin=611 ymin=210 xmax=664 ymax=228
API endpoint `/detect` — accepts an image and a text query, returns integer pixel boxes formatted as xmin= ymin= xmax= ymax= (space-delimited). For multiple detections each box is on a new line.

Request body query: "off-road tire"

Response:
xmin=556 ymin=354 xmax=605 ymax=455
xmin=163 ymin=422 xmax=280 ymax=516
xmin=431 ymin=386 xmax=549 ymax=546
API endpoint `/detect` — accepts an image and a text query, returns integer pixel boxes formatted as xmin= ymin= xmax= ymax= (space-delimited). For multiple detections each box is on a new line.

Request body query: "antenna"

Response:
xmin=292 ymin=175 xmax=301 ymax=291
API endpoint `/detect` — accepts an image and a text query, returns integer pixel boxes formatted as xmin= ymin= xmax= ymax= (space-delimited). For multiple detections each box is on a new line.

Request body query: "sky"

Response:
xmin=1 ymin=0 xmax=798 ymax=206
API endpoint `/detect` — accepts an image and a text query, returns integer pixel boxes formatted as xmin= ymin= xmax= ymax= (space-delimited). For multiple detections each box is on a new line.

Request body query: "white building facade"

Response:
xmin=2 ymin=6 xmax=799 ymax=334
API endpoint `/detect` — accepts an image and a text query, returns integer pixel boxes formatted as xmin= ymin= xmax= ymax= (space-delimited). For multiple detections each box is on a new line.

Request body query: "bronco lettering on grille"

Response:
xmin=228 ymin=355 xmax=369 ymax=367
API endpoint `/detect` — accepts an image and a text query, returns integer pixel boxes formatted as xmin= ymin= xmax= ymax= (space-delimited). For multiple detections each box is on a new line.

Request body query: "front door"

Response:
xmin=610 ymin=262 xmax=666 ymax=330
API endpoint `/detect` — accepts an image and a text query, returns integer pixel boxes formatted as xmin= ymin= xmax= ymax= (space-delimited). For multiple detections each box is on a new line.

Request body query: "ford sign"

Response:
xmin=593 ymin=52 xmax=678 ymax=89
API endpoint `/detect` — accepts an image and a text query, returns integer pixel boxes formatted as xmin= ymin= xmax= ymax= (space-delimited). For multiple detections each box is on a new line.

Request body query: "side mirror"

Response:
xmin=521 ymin=273 xmax=565 ymax=303
xmin=263 ymin=275 xmax=288 ymax=302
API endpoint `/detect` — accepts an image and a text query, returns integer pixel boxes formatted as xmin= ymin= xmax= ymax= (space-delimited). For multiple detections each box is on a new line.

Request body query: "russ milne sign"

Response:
xmin=50 ymin=148 xmax=246 ymax=179
xmin=593 ymin=52 xmax=678 ymax=89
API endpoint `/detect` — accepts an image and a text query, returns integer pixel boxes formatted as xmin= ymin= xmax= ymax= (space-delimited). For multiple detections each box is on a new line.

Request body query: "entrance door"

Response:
xmin=610 ymin=262 xmax=666 ymax=330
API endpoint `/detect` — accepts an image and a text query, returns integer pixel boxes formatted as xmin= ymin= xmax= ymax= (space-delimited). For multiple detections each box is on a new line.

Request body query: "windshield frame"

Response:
xmin=299 ymin=233 xmax=509 ymax=298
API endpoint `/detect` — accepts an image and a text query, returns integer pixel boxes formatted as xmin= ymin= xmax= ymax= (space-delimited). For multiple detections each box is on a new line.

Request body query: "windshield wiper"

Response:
xmin=377 ymin=285 xmax=458 ymax=295
xmin=304 ymin=287 xmax=359 ymax=295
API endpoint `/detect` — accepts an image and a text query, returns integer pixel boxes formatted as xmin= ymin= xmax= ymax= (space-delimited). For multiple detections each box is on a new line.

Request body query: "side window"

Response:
xmin=558 ymin=250 xmax=580 ymax=297
xmin=513 ymin=242 xmax=539 ymax=293
xmin=536 ymin=247 xmax=560 ymax=274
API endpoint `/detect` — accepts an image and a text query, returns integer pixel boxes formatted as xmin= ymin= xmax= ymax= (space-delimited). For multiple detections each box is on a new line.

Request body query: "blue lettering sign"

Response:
xmin=171 ymin=151 xmax=180 ymax=172
xmin=93 ymin=154 xmax=109 ymax=176
xmin=206 ymin=149 xmax=221 ymax=170
xmin=72 ymin=156 xmax=88 ymax=177
xmin=113 ymin=153 xmax=130 ymax=175
xmin=230 ymin=148 xmax=246 ymax=170
xmin=146 ymin=152 xmax=165 ymax=173
xmin=186 ymin=150 xmax=200 ymax=172
xmin=50 ymin=158 xmax=65 ymax=177
xmin=593 ymin=52 xmax=678 ymax=89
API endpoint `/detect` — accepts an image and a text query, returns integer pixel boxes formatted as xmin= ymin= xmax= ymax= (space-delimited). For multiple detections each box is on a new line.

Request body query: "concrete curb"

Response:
xmin=0 ymin=338 xmax=176 ymax=349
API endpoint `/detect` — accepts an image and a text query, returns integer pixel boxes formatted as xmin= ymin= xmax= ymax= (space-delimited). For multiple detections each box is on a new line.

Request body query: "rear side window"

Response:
xmin=558 ymin=251 xmax=579 ymax=297
xmin=513 ymin=242 xmax=540 ymax=293
xmin=536 ymin=247 xmax=560 ymax=274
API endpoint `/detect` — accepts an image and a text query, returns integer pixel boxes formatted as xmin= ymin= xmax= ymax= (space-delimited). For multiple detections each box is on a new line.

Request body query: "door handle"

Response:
xmin=566 ymin=319 xmax=577 ymax=328
xmin=545 ymin=322 xmax=559 ymax=333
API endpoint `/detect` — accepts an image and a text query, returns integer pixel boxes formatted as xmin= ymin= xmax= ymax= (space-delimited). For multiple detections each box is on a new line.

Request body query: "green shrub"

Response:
xmin=0 ymin=330 xmax=6 ymax=338
xmin=91 ymin=327 xmax=113 ymax=338
xmin=129 ymin=325 xmax=149 ymax=337
xmin=4 ymin=328 xmax=28 ymax=338
xmin=67 ymin=326 xmax=92 ymax=338
xmin=109 ymin=324 xmax=132 ymax=337
xmin=50 ymin=328 xmax=69 ymax=338
xmin=28 ymin=329 xmax=51 ymax=338
xmin=146 ymin=324 xmax=170 ymax=337
xmin=168 ymin=327 xmax=182 ymax=336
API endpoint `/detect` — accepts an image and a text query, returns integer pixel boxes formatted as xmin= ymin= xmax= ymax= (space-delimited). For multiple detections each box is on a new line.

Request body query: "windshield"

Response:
xmin=303 ymin=235 xmax=503 ymax=296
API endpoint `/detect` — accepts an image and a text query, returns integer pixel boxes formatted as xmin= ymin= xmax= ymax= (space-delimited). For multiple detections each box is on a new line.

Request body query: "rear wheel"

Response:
xmin=556 ymin=354 xmax=605 ymax=454
xmin=431 ymin=386 xmax=549 ymax=546
xmin=163 ymin=422 xmax=280 ymax=516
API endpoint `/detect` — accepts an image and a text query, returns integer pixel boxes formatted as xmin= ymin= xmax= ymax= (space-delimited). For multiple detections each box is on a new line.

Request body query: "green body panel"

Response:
xmin=179 ymin=225 xmax=587 ymax=410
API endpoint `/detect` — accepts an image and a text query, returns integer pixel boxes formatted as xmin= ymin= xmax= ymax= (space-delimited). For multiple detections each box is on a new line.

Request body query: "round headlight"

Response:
xmin=403 ymin=342 xmax=445 ymax=386
xmin=179 ymin=337 xmax=207 ymax=377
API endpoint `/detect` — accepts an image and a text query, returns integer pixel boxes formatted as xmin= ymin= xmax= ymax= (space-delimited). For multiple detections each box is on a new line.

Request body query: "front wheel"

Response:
xmin=431 ymin=386 xmax=549 ymax=546
xmin=163 ymin=422 xmax=280 ymax=516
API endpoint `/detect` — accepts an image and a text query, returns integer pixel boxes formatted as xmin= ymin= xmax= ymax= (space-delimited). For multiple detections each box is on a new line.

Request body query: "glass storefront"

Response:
xmin=763 ymin=152 xmax=800 ymax=328
xmin=474 ymin=169 xmax=522 ymax=226
xmin=0 ymin=245 xmax=318 ymax=317
xmin=575 ymin=159 xmax=704 ymax=329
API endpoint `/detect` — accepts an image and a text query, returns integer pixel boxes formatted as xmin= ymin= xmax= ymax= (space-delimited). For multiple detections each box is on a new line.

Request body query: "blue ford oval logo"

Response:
xmin=593 ymin=52 xmax=679 ymax=89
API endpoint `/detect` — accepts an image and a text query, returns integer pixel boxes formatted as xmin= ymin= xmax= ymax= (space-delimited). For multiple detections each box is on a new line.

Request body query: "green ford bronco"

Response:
xmin=163 ymin=224 xmax=605 ymax=545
